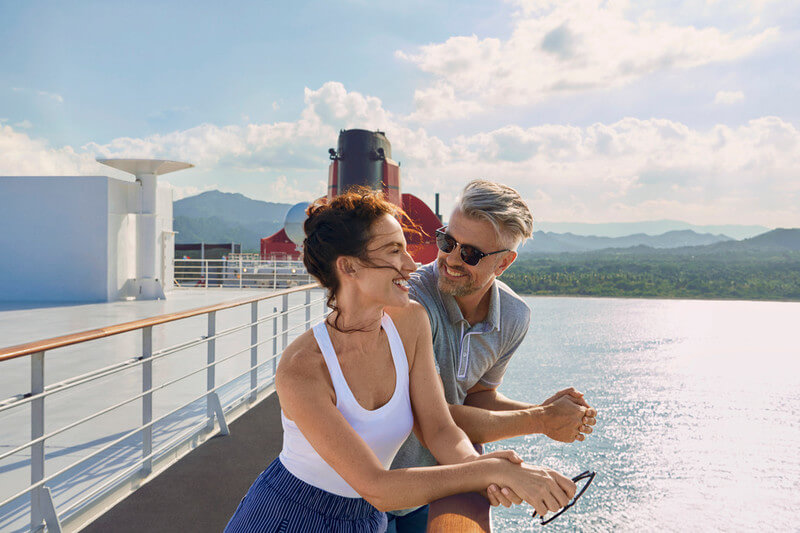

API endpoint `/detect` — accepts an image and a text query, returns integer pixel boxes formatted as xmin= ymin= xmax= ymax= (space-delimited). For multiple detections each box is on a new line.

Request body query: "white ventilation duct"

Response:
xmin=98 ymin=158 xmax=193 ymax=300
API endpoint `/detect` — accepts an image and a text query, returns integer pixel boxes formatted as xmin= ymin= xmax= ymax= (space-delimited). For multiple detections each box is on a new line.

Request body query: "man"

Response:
xmin=387 ymin=179 xmax=597 ymax=532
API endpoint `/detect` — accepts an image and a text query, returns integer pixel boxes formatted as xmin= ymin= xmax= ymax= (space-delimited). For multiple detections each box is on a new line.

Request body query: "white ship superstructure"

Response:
xmin=0 ymin=159 xmax=191 ymax=303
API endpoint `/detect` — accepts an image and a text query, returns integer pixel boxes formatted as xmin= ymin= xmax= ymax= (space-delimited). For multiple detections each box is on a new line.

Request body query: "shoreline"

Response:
xmin=515 ymin=292 xmax=800 ymax=304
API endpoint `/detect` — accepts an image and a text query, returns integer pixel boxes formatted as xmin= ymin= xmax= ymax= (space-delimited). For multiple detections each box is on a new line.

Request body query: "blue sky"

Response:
xmin=2 ymin=0 xmax=799 ymax=227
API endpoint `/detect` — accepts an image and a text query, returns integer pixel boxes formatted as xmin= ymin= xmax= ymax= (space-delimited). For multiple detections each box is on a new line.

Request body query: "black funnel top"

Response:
xmin=335 ymin=129 xmax=392 ymax=194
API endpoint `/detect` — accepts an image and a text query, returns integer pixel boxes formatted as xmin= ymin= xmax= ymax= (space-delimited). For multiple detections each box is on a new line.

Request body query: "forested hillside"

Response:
xmin=501 ymin=229 xmax=800 ymax=301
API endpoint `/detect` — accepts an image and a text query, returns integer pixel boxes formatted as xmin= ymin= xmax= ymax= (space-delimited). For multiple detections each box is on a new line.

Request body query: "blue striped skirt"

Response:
xmin=224 ymin=458 xmax=387 ymax=532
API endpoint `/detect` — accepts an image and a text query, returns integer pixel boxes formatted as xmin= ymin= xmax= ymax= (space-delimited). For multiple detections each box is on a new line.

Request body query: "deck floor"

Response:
xmin=83 ymin=393 xmax=284 ymax=533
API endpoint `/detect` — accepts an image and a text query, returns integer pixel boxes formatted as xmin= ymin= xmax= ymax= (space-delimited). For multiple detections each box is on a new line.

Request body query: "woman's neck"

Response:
xmin=326 ymin=288 xmax=385 ymax=348
xmin=332 ymin=286 xmax=384 ymax=328
xmin=327 ymin=307 xmax=382 ymax=332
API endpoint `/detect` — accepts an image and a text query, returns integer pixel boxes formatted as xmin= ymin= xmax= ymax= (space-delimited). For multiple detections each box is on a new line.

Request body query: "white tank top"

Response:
xmin=279 ymin=313 xmax=414 ymax=497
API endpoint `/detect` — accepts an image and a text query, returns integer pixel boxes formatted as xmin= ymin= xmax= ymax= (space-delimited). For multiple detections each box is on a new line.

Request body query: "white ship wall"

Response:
xmin=0 ymin=176 xmax=173 ymax=302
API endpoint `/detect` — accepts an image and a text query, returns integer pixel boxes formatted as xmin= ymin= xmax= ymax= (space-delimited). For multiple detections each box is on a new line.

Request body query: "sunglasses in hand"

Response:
xmin=531 ymin=470 xmax=596 ymax=526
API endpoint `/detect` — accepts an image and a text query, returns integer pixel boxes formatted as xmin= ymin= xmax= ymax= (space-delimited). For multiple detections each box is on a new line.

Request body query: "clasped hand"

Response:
xmin=541 ymin=387 xmax=597 ymax=443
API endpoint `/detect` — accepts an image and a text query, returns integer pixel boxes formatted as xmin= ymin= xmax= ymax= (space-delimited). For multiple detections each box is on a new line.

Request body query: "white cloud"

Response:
xmin=38 ymin=91 xmax=64 ymax=103
xmin=404 ymin=83 xmax=483 ymax=123
xmin=83 ymin=82 xmax=397 ymax=172
xmin=714 ymin=90 xmax=745 ymax=104
xmin=12 ymin=87 xmax=64 ymax=103
xmin=2 ymin=84 xmax=798 ymax=227
xmin=397 ymin=0 xmax=778 ymax=115
xmin=434 ymin=116 xmax=800 ymax=225
xmin=268 ymin=175 xmax=322 ymax=204
xmin=13 ymin=120 xmax=33 ymax=129
xmin=0 ymin=124 xmax=116 ymax=177
xmin=302 ymin=82 xmax=394 ymax=130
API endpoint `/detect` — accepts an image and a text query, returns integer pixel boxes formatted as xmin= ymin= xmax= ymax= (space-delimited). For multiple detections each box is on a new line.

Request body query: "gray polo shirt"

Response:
xmin=389 ymin=261 xmax=531 ymax=491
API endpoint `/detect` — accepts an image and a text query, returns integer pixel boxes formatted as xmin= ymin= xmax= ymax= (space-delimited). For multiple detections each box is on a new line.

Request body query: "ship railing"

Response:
xmin=173 ymin=258 xmax=312 ymax=289
xmin=0 ymin=283 xmax=326 ymax=533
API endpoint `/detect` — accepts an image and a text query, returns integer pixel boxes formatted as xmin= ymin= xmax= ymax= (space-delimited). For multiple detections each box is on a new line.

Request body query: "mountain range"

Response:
xmin=534 ymin=220 xmax=769 ymax=240
xmin=172 ymin=190 xmax=793 ymax=254
xmin=520 ymin=230 xmax=732 ymax=255
xmin=174 ymin=191 xmax=291 ymax=251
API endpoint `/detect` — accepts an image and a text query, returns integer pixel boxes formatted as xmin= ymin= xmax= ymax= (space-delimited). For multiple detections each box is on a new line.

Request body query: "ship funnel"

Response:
xmin=98 ymin=158 xmax=194 ymax=300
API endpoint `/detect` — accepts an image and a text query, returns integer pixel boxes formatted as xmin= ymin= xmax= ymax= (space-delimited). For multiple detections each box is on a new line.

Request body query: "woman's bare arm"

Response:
xmin=389 ymin=302 xmax=484 ymax=465
xmin=277 ymin=327 xmax=575 ymax=515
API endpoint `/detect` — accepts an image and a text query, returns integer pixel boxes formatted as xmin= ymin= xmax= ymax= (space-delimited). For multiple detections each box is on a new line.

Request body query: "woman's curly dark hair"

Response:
xmin=303 ymin=186 xmax=421 ymax=329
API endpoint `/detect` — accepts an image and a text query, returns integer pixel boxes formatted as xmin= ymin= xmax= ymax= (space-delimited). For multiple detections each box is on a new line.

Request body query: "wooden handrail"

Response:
xmin=0 ymin=283 xmax=321 ymax=363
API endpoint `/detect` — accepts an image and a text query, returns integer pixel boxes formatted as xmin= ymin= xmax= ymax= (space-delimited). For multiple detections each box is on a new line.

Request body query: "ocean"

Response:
xmin=488 ymin=296 xmax=800 ymax=532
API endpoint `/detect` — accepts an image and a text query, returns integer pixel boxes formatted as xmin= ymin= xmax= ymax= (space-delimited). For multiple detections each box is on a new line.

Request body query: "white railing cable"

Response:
xmin=0 ymin=296 xmax=326 ymax=415
xmin=0 ymin=357 xmax=142 ymax=413
xmin=0 ymin=304 xmax=322 ymax=465
xmin=0 ymin=320 xmax=314 ymax=508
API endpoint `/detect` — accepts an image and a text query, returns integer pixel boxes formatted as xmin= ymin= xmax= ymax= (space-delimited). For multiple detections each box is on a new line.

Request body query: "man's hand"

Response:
xmin=542 ymin=387 xmax=589 ymax=408
xmin=539 ymin=388 xmax=597 ymax=443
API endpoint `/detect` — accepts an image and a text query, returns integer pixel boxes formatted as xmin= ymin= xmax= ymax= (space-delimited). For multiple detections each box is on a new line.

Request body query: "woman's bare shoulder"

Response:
xmin=276 ymin=329 xmax=328 ymax=391
xmin=384 ymin=302 xmax=430 ymax=368
xmin=385 ymin=301 xmax=429 ymax=333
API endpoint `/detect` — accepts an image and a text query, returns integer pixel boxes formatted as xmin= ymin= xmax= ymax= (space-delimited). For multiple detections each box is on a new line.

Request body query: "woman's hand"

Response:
xmin=465 ymin=450 xmax=525 ymax=507
xmin=498 ymin=462 xmax=576 ymax=518
xmin=469 ymin=449 xmax=523 ymax=465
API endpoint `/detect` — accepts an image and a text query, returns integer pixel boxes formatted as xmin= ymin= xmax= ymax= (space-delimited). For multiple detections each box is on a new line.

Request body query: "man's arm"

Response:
xmin=450 ymin=383 xmax=597 ymax=444
xmin=464 ymin=383 xmax=589 ymax=411
xmin=463 ymin=386 xmax=535 ymax=411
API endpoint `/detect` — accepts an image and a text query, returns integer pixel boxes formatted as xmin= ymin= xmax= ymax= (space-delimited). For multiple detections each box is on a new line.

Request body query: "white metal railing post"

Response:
xmin=250 ymin=301 xmax=258 ymax=402
xmin=207 ymin=311 xmax=216 ymax=428
xmin=272 ymin=306 xmax=278 ymax=378
xmin=30 ymin=350 xmax=45 ymax=531
xmin=272 ymin=261 xmax=277 ymax=288
xmin=239 ymin=255 xmax=243 ymax=289
xmin=281 ymin=294 xmax=289 ymax=351
xmin=142 ymin=326 xmax=153 ymax=475
xmin=305 ymin=290 xmax=311 ymax=329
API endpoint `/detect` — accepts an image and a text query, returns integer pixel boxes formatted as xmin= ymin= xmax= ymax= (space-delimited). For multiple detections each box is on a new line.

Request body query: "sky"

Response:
xmin=1 ymin=0 xmax=799 ymax=227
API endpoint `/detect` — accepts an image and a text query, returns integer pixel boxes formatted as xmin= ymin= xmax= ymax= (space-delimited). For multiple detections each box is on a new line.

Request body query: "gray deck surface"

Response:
xmin=83 ymin=393 xmax=283 ymax=533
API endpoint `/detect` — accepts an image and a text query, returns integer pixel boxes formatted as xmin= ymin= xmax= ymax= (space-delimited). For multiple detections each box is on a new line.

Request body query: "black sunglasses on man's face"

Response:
xmin=434 ymin=226 xmax=509 ymax=266
xmin=532 ymin=470 xmax=596 ymax=526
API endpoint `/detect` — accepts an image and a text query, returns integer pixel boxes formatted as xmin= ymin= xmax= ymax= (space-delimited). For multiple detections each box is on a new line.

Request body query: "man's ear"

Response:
xmin=494 ymin=250 xmax=517 ymax=276
xmin=335 ymin=256 xmax=357 ymax=278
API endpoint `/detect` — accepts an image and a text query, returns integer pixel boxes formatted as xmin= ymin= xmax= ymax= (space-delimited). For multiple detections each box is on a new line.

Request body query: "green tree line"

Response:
xmin=500 ymin=250 xmax=800 ymax=301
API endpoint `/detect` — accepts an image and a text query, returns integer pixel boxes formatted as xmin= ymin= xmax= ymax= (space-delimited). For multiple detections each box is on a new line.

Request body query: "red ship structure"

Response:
xmin=261 ymin=129 xmax=441 ymax=263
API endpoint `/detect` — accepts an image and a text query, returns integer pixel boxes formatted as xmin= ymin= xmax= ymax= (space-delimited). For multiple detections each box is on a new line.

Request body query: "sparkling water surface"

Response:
xmin=488 ymin=296 xmax=800 ymax=532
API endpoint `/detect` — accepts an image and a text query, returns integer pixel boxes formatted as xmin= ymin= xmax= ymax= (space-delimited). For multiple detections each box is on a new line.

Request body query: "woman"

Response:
xmin=224 ymin=189 xmax=575 ymax=532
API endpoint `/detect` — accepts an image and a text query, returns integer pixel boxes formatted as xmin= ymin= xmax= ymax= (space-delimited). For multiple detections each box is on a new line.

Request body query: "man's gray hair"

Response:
xmin=457 ymin=179 xmax=534 ymax=250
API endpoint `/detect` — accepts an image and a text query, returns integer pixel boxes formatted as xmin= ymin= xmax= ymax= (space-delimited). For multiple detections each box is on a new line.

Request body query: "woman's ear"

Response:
xmin=335 ymin=256 xmax=357 ymax=278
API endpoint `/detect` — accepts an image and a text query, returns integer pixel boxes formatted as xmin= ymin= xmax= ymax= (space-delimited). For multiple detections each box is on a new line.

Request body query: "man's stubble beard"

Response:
xmin=437 ymin=260 xmax=479 ymax=297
